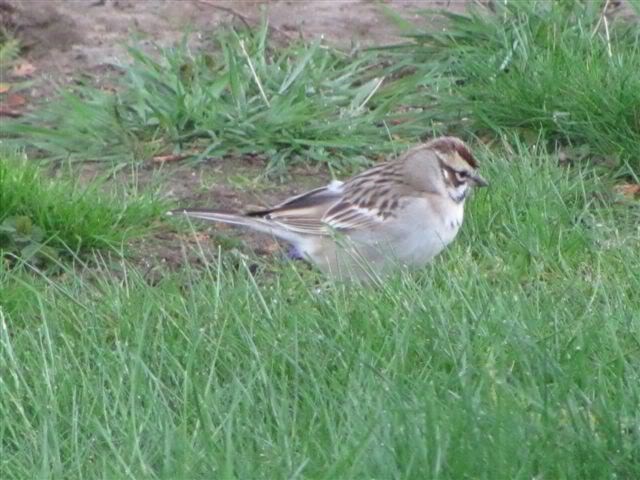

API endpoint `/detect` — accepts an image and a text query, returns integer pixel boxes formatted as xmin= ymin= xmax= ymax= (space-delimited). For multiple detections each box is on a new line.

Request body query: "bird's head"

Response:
xmin=426 ymin=136 xmax=488 ymax=203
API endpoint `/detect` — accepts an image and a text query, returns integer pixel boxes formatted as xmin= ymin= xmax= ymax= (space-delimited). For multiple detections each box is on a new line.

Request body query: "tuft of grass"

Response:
xmin=1 ymin=144 xmax=639 ymax=478
xmin=0 ymin=29 xmax=20 ymax=71
xmin=4 ymin=24 xmax=437 ymax=172
xmin=380 ymin=0 xmax=640 ymax=175
xmin=8 ymin=3 xmax=639 ymax=178
xmin=0 ymin=149 xmax=165 ymax=264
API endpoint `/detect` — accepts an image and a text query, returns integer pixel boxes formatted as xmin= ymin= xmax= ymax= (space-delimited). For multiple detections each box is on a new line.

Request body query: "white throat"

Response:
xmin=448 ymin=184 xmax=470 ymax=203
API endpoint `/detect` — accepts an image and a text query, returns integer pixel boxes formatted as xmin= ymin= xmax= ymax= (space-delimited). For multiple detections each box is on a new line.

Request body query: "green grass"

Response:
xmin=3 ymin=25 xmax=435 ymax=172
xmin=2 ymin=144 xmax=639 ymax=479
xmin=380 ymin=0 xmax=640 ymax=175
xmin=0 ymin=30 xmax=20 ymax=71
xmin=0 ymin=150 xmax=164 ymax=264
xmin=6 ymin=3 xmax=640 ymax=177
xmin=2 ymin=2 xmax=640 ymax=477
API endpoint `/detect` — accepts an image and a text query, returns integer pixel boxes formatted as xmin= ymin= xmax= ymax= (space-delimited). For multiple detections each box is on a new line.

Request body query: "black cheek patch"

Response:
xmin=443 ymin=166 xmax=465 ymax=187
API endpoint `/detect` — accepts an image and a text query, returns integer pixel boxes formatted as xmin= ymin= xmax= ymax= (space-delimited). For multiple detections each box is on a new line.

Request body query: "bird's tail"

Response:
xmin=167 ymin=209 xmax=301 ymax=244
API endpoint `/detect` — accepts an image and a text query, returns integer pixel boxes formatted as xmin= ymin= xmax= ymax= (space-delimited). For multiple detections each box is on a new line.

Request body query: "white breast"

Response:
xmin=377 ymin=197 xmax=465 ymax=268
xmin=303 ymin=197 xmax=466 ymax=279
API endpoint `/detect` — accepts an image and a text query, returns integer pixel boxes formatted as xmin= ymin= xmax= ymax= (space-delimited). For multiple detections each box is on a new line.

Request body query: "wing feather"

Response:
xmin=244 ymin=163 xmax=402 ymax=235
xmin=323 ymin=202 xmax=386 ymax=231
xmin=259 ymin=180 xmax=344 ymax=211
xmin=320 ymin=162 xmax=401 ymax=232
xmin=245 ymin=180 xmax=345 ymax=236
xmin=172 ymin=162 xmax=407 ymax=239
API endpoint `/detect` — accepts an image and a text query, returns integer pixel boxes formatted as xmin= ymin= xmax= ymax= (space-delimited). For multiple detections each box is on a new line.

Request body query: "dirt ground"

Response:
xmin=2 ymin=0 xmax=634 ymax=271
xmin=2 ymin=0 xmax=470 ymax=268
xmin=3 ymin=0 xmax=467 ymax=91
xmin=2 ymin=0 xmax=634 ymax=100
xmin=4 ymin=0 xmax=635 ymax=80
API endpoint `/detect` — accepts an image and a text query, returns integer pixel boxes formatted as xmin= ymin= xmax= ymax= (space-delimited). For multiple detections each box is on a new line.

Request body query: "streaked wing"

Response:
xmin=270 ymin=180 xmax=344 ymax=210
xmin=323 ymin=201 xmax=387 ymax=231
xmin=322 ymin=163 xmax=401 ymax=232
xmin=246 ymin=161 xmax=404 ymax=235
xmin=245 ymin=180 xmax=345 ymax=236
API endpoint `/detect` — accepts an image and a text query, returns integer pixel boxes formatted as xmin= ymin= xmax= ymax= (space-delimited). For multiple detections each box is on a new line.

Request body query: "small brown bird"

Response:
xmin=169 ymin=136 xmax=488 ymax=281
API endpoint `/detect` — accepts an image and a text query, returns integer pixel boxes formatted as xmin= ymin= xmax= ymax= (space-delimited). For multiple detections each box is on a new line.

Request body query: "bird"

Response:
xmin=168 ymin=136 xmax=488 ymax=281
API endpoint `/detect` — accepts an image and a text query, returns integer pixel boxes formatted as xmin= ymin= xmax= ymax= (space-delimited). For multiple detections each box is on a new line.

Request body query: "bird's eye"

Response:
xmin=455 ymin=171 xmax=469 ymax=182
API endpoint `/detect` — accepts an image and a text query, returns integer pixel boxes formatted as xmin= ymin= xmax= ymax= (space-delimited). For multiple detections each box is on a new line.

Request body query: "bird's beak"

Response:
xmin=471 ymin=172 xmax=489 ymax=188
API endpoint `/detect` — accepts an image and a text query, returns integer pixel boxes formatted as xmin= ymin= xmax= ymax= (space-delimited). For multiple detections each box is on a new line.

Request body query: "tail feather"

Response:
xmin=167 ymin=209 xmax=302 ymax=243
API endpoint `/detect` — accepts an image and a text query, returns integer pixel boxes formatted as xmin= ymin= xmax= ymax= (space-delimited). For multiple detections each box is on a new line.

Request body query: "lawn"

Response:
xmin=1 ymin=2 xmax=640 ymax=479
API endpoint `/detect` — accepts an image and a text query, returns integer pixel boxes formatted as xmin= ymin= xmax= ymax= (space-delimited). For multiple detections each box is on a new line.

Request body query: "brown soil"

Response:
xmin=129 ymin=155 xmax=332 ymax=271
xmin=3 ymin=0 xmax=462 ymax=96
xmin=4 ymin=0 xmax=453 ymax=268
xmin=5 ymin=0 xmax=634 ymax=270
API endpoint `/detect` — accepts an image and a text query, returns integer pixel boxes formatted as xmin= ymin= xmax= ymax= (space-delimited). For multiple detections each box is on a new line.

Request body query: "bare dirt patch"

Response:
xmin=3 ymin=0 xmax=470 ymax=265
xmin=4 ymin=0 xmax=453 ymax=92
xmin=7 ymin=0 xmax=637 ymax=267
xmin=133 ymin=155 xmax=332 ymax=271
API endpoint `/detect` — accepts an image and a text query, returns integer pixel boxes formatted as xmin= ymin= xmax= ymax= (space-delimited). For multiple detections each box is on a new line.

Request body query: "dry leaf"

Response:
xmin=177 ymin=233 xmax=210 ymax=243
xmin=12 ymin=61 xmax=36 ymax=77
xmin=614 ymin=183 xmax=640 ymax=199
xmin=4 ymin=93 xmax=26 ymax=107
xmin=152 ymin=153 xmax=189 ymax=164
xmin=0 ymin=83 xmax=11 ymax=94
xmin=388 ymin=117 xmax=410 ymax=126
xmin=0 ymin=93 xmax=27 ymax=116
xmin=0 ymin=106 xmax=21 ymax=117
xmin=99 ymin=84 xmax=118 ymax=93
